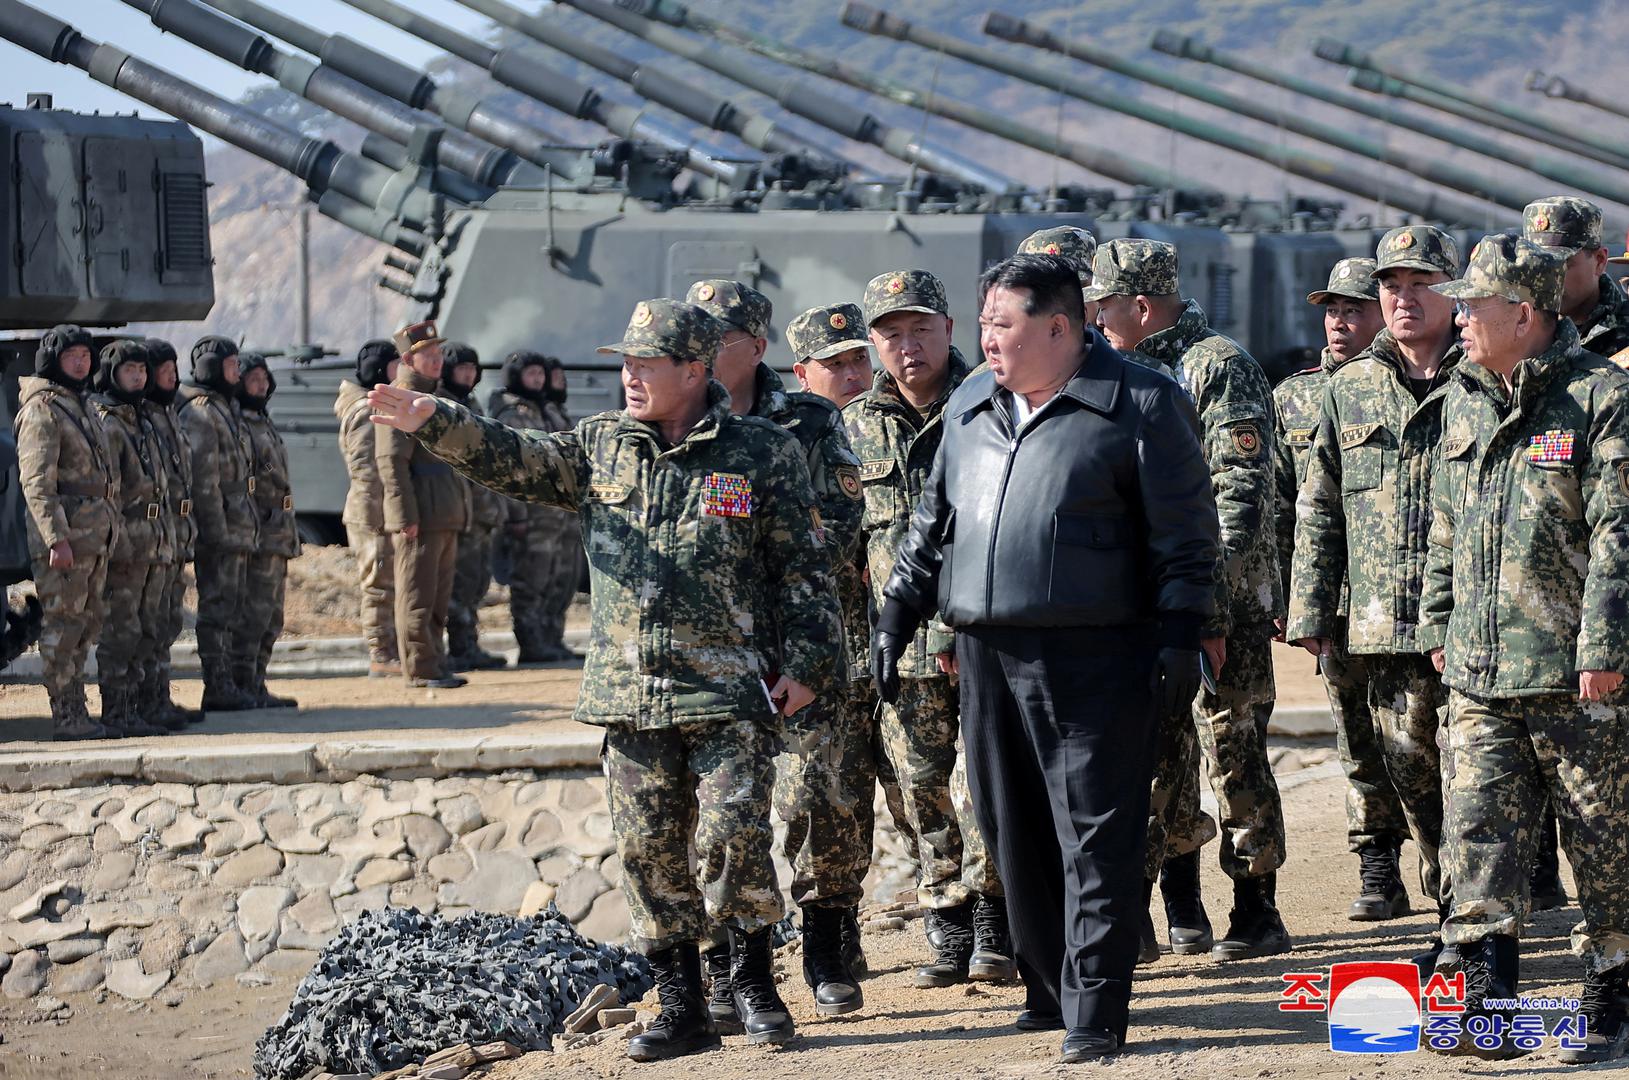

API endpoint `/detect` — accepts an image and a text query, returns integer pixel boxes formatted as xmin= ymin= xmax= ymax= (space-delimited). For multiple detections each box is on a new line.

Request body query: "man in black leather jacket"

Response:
xmin=873 ymin=256 xmax=1219 ymax=1061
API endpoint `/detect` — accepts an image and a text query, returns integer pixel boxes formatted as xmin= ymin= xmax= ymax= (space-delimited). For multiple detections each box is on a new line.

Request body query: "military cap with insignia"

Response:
xmin=685 ymin=279 xmax=773 ymax=338
xmin=1373 ymin=225 xmax=1460 ymax=277
xmin=1308 ymin=257 xmax=1381 ymax=305
xmin=787 ymin=302 xmax=871 ymax=362
xmin=1017 ymin=226 xmax=1098 ymax=285
xmin=1523 ymin=195 xmax=1603 ymax=255
xmin=597 ymin=298 xmax=725 ymax=367
xmin=1432 ymin=232 xmax=1567 ymax=313
xmin=1081 ymin=238 xmax=1179 ymax=301
xmin=863 ymin=269 xmax=949 ymax=326
xmin=392 ymin=319 xmax=446 ymax=357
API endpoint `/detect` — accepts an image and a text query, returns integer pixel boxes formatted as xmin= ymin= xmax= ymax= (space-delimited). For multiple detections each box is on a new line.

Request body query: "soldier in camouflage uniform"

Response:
xmin=1288 ymin=226 xmax=1464 ymax=967
xmin=16 ymin=325 xmax=119 ymax=739
xmin=489 ymin=351 xmax=579 ymax=663
xmin=846 ymin=269 xmax=1010 ymax=988
xmin=336 ymin=340 xmax=399 ymax=677
xmin=685 ymin=281 xmax=868 ymax=1017
xmin=237 ymin=353 xmax=299 ymax=710
xmin=1017 ymin=225 xmax=1098 ymax=322
xmin=1274 ymin=259 xmax=1410 ymax=921
xmin=439 ymin=343 xmax=508 ymax=671
xmin=90 ymin=340 xmax=170 ymax=737
xmin=139 ymin=340 xmax=203 ymax=730
xmin=369 ymin=298 xmax=841 ymax=1061
xmin=1089 ymin=239 xmax=1288 ymax=961
xmin=1419 ymin=233 xmax=1629 ymax=1063
xmin=180 ymin=335 xmax=261 ymax=711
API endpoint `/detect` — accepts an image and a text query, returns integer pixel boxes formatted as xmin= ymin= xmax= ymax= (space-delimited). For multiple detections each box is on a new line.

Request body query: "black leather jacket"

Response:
xmin=880 ymin=332 xmax=1219 ymax=646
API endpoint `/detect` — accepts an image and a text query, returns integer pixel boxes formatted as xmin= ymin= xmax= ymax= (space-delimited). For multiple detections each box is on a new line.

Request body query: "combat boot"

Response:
xmin=914 ymin=902 xmax=975 ymax=987
xmin=729 ymin=925 xmax=795 ymax=1045
xmin=1350 ymin=841 xmax=1410 ymax=921
xmin=1409 ymin=896 xmax=1452 ymax=976
xmin=1136 ymin=878 xmax=1161 ymax=966
xmin=801 ymin=905 xmax=862 ymax=1015
xmin=1529 ymin=808 xmax=1567 ymax=912
xmin=102 ymin=684 xmax=166 ymax=738
xmin=153 ymin=669 xmax=205 ymax=727
xmin=701 ymin=943 xmax=742 ymax=1034
xmin=626 ymin=943 xmax=721 ymax=1063
xmin=201 ymin=658 xmax=256 ymax=711
xmin=250 ymin=658 xmax=298 ymax=709
xmin=1161 ymin=850 xmax=1215 ymax=953
xmin=1211 ymin=872 xmax=1292 ymax=961
xmin=1434 ymin=934 xmax=1527 ymax=1060
xmin=450 ymin=646 xmax=507 ymax=672
xmin=51 ymin=694 xmax=114 ymax=742
xmin=1559 ymin=963 xmax=1629 ymax=1064
xmin=136 ymin=670 xmax=187 ymax=731
xmin=969 ymin=894 xmax=1017 ymax=981
xmin=840 ymin=906 xmax=868 ymax=977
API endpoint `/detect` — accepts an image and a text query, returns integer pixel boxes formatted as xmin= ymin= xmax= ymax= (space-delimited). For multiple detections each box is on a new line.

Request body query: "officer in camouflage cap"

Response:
xmin=1273 ymin=258 xmax=1408 ymax=923
xmin=1524 ymin=196 xmax=1629 ymax=364
xmin=848 ymin=268 xmax=1011 ymax=990
xmin=1020 ymin=227 xmax=1101 ymax=323
xmin=787 ymin=303 xmax=875 ymax=409
xmin=1091 ymin=237 xmax=1289 ymax=964
xmin=370 ymin=296 xmax=841 ymax=1061
xmin=687 ymin=280 xmax=872 ymax=1018
xmin=1418 ymin=232 xmax=1629 ymax=1062
xmin=1289 ymin=224 xmax=1463 ymax=966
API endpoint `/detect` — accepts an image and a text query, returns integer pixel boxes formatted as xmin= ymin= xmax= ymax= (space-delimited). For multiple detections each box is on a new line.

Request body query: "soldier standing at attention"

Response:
xmin=236 ymin=353 xmax=299 ymax=709
xmin=1288 ymin=226 xmax=1463 ymax=970
xmin=17 ymin=325 xmax=119 ymax=739
xmin=685 ymin=281 xmax=868 ymax=1018
xmin=1274 ymin=259 xmax=1410 ymax=922
xmin=1420 ymin=233 xmax=1629 ymax=1063
xmin=376 ymin=321 xmax=469 ymax=690
xmin=368 ymin=298 xmax=841 ymax=1062
xmin=90 ymin=340 xmax=169 ymax=736
xmin=180 ymin=335 xmax=260 ymax=712
xmin=439 ymin=342 xmax=508 ymax=671
xmin=336 ymin=339 xmax=400 ymax=678
xmin=489 ymin=350 xmax=577 ymax=663
xmin=140 ymin=339 xmax=202 ymax=729
xmin=848 ymin=269 xmax=1011 ymax=989
xmin=1090 ymin=239 xmax=1288 ymax=962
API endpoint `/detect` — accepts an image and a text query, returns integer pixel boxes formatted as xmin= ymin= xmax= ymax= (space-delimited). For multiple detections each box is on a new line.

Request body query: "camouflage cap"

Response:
xmin=596 ymin=298 xmax=724 ymax=367
xmin=1307 ymin=257 xmax=1381 ymax=305
xmin=1523 ymin=195 xmax=1603 ymax=255
xmin=392 ymin=320 xmax=445 ymax=357
xmin=1081 ymin=239 xmax=1179 ymax=301
xmin=787 ymin=303 xmax=871 ymax=362
xmin=685 ymin=279 xmax=773 ymax=338
xmin=1017 ymin=227 xmax=1098 ymax=285
xmin=1432 ymin=232 xmax=1566 ymax=312
xmin=863 ymin=269 xmax=949 ymax=325
xmin=1373 ymin=225 xmax=1460 ymax=277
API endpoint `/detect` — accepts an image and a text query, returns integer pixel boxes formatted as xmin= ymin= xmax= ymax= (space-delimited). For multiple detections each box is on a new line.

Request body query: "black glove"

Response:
xmin=1150 ymin=646 xmax=1201 ymax=718
xmin=872 ymin=628 xmax=906 ymax=705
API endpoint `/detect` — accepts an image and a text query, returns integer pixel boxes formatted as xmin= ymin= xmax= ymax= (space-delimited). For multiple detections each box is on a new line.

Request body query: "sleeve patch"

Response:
xmin=1230 ymin=423 xmax=1262 ymax=457
xmin=836 ymin=465 xmax=862 ymax=499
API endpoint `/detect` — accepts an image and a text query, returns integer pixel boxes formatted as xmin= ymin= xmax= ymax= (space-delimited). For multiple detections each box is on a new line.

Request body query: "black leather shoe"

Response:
xmin=1060 ymin=1027 xmax=1119 ymax=1062
xmin=1161 ymin=850 xmax=1214 ymax=953
xmin=1016 ymin=1010 xmax=1065 ymax=1031
xmin=1136 ymin=877 xmax=1160 ymax=966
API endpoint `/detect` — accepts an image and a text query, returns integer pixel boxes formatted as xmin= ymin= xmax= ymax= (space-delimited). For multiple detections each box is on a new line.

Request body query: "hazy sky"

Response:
xmin=2 ymin=0 xmax=500 ymax=117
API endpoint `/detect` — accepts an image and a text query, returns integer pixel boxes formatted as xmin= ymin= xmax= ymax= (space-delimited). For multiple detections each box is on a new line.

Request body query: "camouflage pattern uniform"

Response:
xmin=1288 ymin=227 xmax=1464 ymax=902
xmin=1274 ymin=259 xmax=1407 ymax=855
xmin=438 ymin=349 xmax=507 ymax=666
xmin=1017 ymin=226 xmax=1097 ymax=285
xmin=688 ymin=281 xmax=869 ymax=911
xmin=1525 ymin=196 xmax=1629 ymax=362
xmin=237 ymin=354 xmax=300 ymax=705
xmin=335 ymin=342 xmax=397 ymax=670
xmin=411 ymin=299 xmax=841 ymax=951
xmin=1419 ymin=234 xmax=1629 ymax=976
xmin=1086 ymin=240 xmax=1285 ymax=883
xmin=179 ymin=336 xmax=260 ymax=703
xmin=140 ymin=341 xmax=198 ymax=725
xmin=846 ymin=270 xmax=1001 ymax=910
xmin=15 ymin=327 xmax=119 ymax=735
xmin=90 ymin=341 xmax=170 ymax=735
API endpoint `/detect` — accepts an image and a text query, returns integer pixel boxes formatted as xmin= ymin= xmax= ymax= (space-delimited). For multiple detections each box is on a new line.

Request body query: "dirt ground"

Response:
xmin=0 ymin=766 xmax=1591 ymax=1080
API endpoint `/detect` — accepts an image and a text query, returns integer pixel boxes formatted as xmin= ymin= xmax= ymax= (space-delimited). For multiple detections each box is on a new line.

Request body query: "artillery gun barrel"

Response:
xmin=1316 ymin=40 xmax=1629 ymax=172
xmin=358 ymin=131 xmax=496 ymax=203
xmin=603 ymin=0 xmax=1217 ymax=197
xmin=334 ymin=0 xmax=750 ymax=189
xmin=0 ymin=0 xmax=444 ymax=242
xmin=553 ymin=0 xmax=1023 ymax=196
xmin=450 ymin=0 xmax=854 ymax=176
xmin=197 ymin=0 xmax=591 ymax=179
xmin=1152 ymin=33 xmax=1629 ymax=211
xmin=1527 ymin=70 xmax=1629 ymax=125
xmin=126 ymin=0 xmax=542 ymax=191
xmin=840 ymin=3 xmax=1498 ymax=225
xmin=984 ymin=11 xmax=1532 ymax=215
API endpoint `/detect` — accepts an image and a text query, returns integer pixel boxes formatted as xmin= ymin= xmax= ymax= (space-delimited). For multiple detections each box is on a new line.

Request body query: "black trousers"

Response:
xmin=957 ymin=625 xmax=1160 ymax=1042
